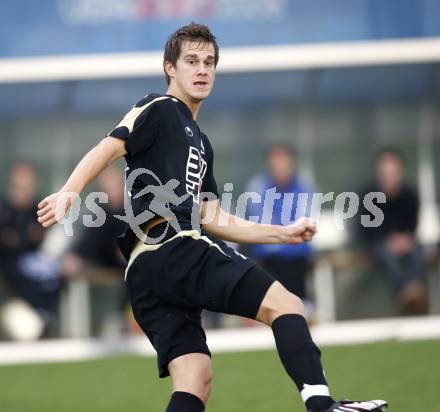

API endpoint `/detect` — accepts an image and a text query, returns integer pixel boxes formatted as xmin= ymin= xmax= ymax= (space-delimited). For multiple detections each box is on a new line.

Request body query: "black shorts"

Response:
xmin=125 ymin=223 xmax=275 ymax=378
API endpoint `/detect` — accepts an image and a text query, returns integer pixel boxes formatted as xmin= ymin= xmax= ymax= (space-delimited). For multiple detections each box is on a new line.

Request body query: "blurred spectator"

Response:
xmin=358 ymin=148 xmax=427 ymax=315
xmin=244 ymin=143 xmax=314 ymax=311
xmin=62 ymin=165 xmax=128 ymax=335
xmin=0 ymin=162 xmax=62 ymax=338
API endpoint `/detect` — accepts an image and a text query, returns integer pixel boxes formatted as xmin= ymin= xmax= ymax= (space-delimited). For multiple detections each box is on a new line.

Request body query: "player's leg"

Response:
xmin=125 ymin=248 xmax=212 ymax=412
xmin=256 ymin=281 xmax=334 ymax=412
xmin=166 ymin=353 xmax=212 ymax=411
xmin=228 ymin=267 xmax=387 ymax=412
xmin=229 ymin=271 xmax=332 ymax=411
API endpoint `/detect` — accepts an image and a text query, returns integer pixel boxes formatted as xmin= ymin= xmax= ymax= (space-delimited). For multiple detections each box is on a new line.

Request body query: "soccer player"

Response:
xmin=37 ymin=23 xmax=388 ymax=412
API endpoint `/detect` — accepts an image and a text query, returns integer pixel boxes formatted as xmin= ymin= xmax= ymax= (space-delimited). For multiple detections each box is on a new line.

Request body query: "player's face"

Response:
xmin=169 ymin=41 xmax=216 ymax=102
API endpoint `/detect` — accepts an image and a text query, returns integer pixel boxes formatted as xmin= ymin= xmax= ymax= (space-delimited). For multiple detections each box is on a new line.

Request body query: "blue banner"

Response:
xmin=2 ymin=0 xmax=440 ymax=58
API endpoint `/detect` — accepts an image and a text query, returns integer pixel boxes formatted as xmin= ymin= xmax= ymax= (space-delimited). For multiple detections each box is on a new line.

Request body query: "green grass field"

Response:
xmin=0 ymin=339 xmax=438 ymax=411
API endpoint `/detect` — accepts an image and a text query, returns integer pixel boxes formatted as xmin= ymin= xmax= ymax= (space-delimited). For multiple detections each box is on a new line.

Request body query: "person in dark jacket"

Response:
xmin=62 ymin=165 xmax=128 ymax=335
xmin=0 ymin=162 xmax=62 ymax=337
xmin=359 ymin=148 xmax=427 ymax=314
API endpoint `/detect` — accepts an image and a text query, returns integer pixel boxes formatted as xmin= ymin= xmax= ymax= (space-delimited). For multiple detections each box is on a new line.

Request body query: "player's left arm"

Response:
xmin=201 ymin=199 xmax=316 ymax=244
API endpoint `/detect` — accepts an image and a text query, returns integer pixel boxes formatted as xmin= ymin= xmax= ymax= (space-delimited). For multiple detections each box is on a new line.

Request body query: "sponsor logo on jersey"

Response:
xmin=186 ymin=146 xmax=207 ymax=204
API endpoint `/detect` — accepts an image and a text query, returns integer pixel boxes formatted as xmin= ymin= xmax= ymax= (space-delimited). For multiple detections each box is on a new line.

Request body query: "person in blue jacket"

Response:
xmin=246 ymin=143 xmax=314 ymax=302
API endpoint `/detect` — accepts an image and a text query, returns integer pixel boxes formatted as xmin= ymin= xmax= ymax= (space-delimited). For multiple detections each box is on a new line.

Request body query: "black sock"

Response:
xmin=272 ymin=314 xmax=334 ymax=412
xmin=166 ymin=391 xmax=205 ymax=412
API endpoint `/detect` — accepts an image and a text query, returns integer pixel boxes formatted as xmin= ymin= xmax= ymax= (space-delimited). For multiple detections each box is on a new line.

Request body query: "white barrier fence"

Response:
xmin=1 ymin=316 xmax=439 ymax=366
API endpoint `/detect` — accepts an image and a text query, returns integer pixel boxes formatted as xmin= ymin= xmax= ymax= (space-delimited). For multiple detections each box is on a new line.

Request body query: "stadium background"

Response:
xmin=2 ymin=0 xmax=440 ymax=198
xmin=0 ymin=1 xmax=439 ymax=411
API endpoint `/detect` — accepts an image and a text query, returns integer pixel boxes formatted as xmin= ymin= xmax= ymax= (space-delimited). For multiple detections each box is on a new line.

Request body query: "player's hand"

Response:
xmin=37 ymin=191 xmax=78 ymax=228
xmin=279 ymin=217 xmax=317 ymax=244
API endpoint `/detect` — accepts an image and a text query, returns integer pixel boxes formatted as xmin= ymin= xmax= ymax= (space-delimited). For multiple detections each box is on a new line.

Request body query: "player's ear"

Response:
xmin=164 ymin=61 xmax=176 ymax=81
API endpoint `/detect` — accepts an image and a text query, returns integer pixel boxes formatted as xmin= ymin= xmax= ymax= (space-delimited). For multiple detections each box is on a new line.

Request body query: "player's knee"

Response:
xmin=169 ymin=354 xmax=213 ymax=404
xmin=179 ymin=370 xmax=212 ymax=404
xmin=256 ymin=281 xmax=304 ymax=325
xmin=270 ymin=291 xmax=305 ymax=324
xmin=192 ymin=368 xmax=212 ymax=404
xmin=202 ymin=370 xmax=213 ymax=401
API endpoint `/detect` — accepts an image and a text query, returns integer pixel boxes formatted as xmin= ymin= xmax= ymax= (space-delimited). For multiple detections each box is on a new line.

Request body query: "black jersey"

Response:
xmin=107 ymin=93 xmax=219 ymax=259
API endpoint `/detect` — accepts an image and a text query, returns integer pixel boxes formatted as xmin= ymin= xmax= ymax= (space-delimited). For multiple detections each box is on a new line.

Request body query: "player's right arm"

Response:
xmin=37 ymin=136 xmax=126 ymax=228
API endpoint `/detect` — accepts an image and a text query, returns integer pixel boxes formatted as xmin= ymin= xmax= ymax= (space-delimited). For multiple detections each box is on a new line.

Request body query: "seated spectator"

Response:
xmin=0 ymin=162 xmax=62 ymax=338
xmin=62 ymin=165 xmax=128 ymax=335
xmin=244 ymin=143 xmax=314 ymax=313
xmin=358 ymin=148 xmax=427 ymax=315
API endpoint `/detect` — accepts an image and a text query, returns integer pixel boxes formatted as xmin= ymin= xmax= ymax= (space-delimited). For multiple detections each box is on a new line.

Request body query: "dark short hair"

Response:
xmin=163 ymin=22 xmax=219 ymax=84
xmin=265 ymin=142 xmax=297 ymax=160
xmin=375 ymin=146 xmax=404 ymax=165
